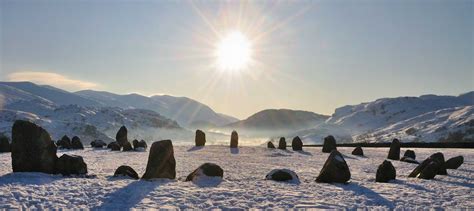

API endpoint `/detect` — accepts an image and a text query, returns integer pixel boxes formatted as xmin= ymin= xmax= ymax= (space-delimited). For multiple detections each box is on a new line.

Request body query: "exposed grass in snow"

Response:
xmin=0 ymin=146 xmax=473 ymax=209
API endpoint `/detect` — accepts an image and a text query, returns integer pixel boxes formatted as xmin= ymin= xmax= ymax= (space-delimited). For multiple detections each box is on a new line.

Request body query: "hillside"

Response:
xmin=75 ymin=90 xmax=238 ymax=127
xmin=0 ymin=82 xmax=184 ymax=143
xmin=0 ymin=81 xmax=238 ymax=128
xmin=299 ymin=92 xmax=474 ymax=144
xmin=0 ymin=105 xmax=181 ymax=144
xmin=220 ymin=109 xmax=329 ymax=137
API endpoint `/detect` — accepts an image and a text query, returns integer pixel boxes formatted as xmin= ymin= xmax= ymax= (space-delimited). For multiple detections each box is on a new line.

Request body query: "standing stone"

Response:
xmin=400 ymin=149 xmax=418 ymax=164
xmin=195 ymin=130 xmax=206 ymax=146
xmin=11 ymin=120 xmax=58 ymax=174
xmin=445 ymin=156 xmax=464 ymax=169
xmin=142 ymin=140 xmax=176 ymax=179
xmin=0 ymin=135 xmax=10 ymax=153
xmin=429 ymin=152 xmax=447 ymax=175
xmin=230 ymin=131 xmax=238 ymax=148
xmin=133 ymin=139 xmax=147 ymax=151
xmin=114 ymin=165 xmax=139 ymax=179
xmin=122 ymin=141 xmax=133 ymax=151
xmin=351 ymin=146 xmax=364 ymax=156
xmin=138 ymin=140 xmax=147 ymax=150
xmin=376 ymin=160 xmax=396 ymax=182
xmin=132 ymin=139 xmax=139 ymax=149
xmin=400 ymin=156 xmax=419 ymax=164
xmin=387 ymin=139 xmax=401 ymax=160
xmin=418 ymin=160 xmax=442 ymax=179
xmin=292 ymin=136 xmax=303 ymax=151
xmin=91 ymin=140 xmax=106 ymax=148
xmin=409 ymin=152 xmax=447 ymax=179
xmin=115 ymin=126 xmax=128 ymax=147
xmin=403 ymin=150 xmax=416 ymax=160
xmin=322 ymin=135 xmax=337 ymax=153
xmin=278 ymin=137 xmax=287 ymax=150
xmin=315 ymin=150 xmax=351 ymax=183
xmin=266 ymin=169 xmax=299 ymax=182
xmin=108 ymin=142 xmax=121 ymax=151
xmin=267 ymin=141 xmax=275 ymax=149
xmin=186 ymin=163 xmax=224 ymax=182
xmin=57 ymin=135 xmax=71 ymax=149
xmin=55 ymin=154 xmax=87 ymax=176
xmin=71 ymin=136 xmax=84 ymax=149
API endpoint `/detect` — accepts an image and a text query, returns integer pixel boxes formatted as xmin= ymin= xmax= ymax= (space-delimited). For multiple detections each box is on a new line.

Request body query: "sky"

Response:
xmin=1 ymin=0 xmax=473 ymax=119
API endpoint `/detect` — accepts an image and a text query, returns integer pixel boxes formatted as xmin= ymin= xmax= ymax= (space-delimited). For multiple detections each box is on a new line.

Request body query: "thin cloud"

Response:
xmin=7 ymin=71 xmax=98 ymax=91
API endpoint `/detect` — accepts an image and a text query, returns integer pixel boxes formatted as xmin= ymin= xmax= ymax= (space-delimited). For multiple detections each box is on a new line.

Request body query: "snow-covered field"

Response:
xmin=0 ymin=145 xmax=472 ymax=209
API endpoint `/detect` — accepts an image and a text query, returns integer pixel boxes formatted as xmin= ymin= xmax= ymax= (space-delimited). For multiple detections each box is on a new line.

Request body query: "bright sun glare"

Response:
xmin=216 ymin=31 xmax=252 ymax=71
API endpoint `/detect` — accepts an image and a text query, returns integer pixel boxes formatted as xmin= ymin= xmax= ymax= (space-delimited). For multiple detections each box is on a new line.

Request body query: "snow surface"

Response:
xmin=0 ymin=146 xmax=472 ymax=209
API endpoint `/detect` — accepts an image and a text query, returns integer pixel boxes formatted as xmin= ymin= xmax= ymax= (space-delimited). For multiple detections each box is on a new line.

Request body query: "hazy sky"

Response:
xmin=1 ymin=0 xmax=473 ymax=119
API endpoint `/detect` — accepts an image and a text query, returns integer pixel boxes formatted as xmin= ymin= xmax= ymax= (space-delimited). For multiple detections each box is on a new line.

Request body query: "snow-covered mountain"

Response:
xmin=0 ymin=104 xmax=181 ymax=144
xmin=327 ymin=92 xmax=473 ymax=133
xmin=0 ymin=82 xmax=100 ymax=107
xmin=355 ymin=106 xmax=474 ymax=143
xmin=0 ymin=82 xmax=238 ymax=128
xmin=75 ymin=90 xmax=238 ymax=127
xmin=299 ymin=92 xmax=474 ymax=143
xmin=1 ymin=81 xmax=472 ymax=144
xmin=0 ymin=82 xmax=191 ymax=143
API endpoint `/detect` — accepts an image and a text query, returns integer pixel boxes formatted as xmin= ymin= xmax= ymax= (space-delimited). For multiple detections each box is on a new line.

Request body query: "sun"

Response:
xmin=215 ymin=31 xmax=252 ymax=71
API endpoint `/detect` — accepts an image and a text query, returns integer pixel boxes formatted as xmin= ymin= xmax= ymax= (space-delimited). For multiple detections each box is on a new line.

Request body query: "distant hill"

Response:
xmin=222 ymin=109 xmax=329 ymax=136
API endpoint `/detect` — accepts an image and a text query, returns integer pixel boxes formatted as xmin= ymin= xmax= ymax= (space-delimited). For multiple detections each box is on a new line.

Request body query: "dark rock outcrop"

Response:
xmin=115 ymin=126 xmax=128 ymax=147
xmin=428 ymin=152 xmax=448 ymax=175
xmin=134 ymin=140 xmax=147 ymax=151
xmin=400 ymin=149 xmax=417 ymax=163
xmin=142 ymin=140 xmax=176 ymax=179
xmin=409 ymin=152 xmax=447 ymax=179
xmin=91 ymin=140 xmax=106 ymax=148
xmin=122 ymin=141 xmax=133 ymax=151
xmin=114 ymin=165 xmax=139 ymax=179
xmin=230 ymin=131 xmax=238 ymax=148
xmin=186 ymin=163 xmax=224 ymax=182
xmin=322 ymin=135 xmax=337 ymax=153
xmin=55 ymin=154 xmax=87 ymax=176
xmin=195 ymin=130 xmax=206 ymax=146
xmin=267 ymin=141 xmax=275 ymax=149
xmin=278 ymin=137 xmax=286 ymax=150
xmin=57 ymin=135 xmax=71 ymax=149
xmin=0 ymin=135 xmax=10 ymax=153
xmin=351 ymin=146 xmax=363 ymax=156
xmin=403 ymin=150 xmax=416 ymax=160
xmin=11 ymin=120 xmax=58 ymax=174
xmin=376 ymin=160 xmax=396 ymax=182
xmin=265 ymin=169 xmax=299 ymax=182
xmin=315 ymin=150 xmax=351 ymax=183
xmin=71 ymin=136 xmax=84 ymax=150
xmin=132 ymin=139 xmax=139 ymax=149
xmin=292 ymin=136 xmax=303 ymax=151
xmin=108 ymin=142 xmax=121 ymax=151
xmin=387 ymin=139 xmax=401 ymax=160
xmin=400 ymin=156 xmax=419 ymax=164
xmin=445 ymin=156 xmax=463 ymax=169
